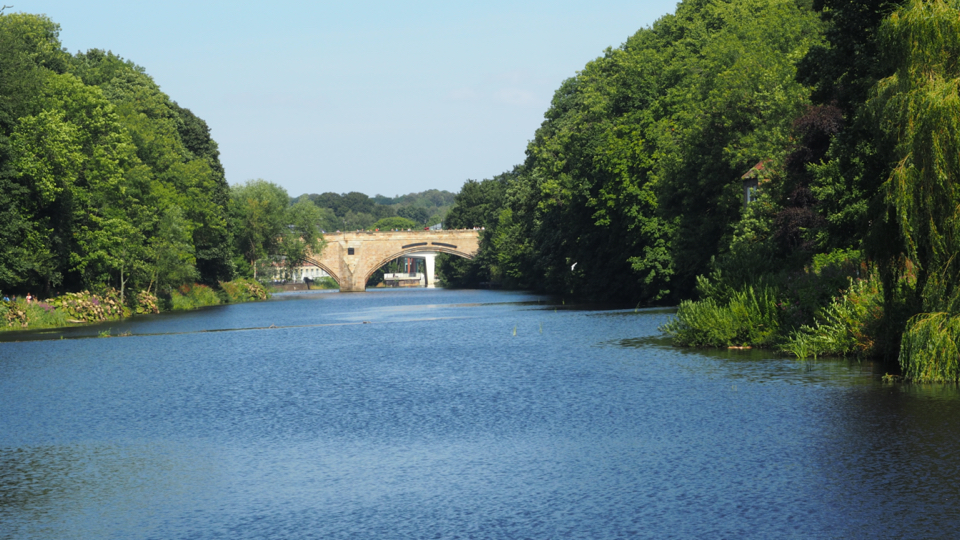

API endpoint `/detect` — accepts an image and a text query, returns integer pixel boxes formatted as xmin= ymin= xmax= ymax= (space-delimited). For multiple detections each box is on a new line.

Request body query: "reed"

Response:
xmin=781 ymin=275 xmax=883 ymax=359
xmin=660 ymin=285 xmax=780 ymax=347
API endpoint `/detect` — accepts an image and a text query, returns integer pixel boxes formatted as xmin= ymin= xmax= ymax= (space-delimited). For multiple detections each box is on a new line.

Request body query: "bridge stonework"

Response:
xmin=305 ymin=230 xmax=480 ymax=292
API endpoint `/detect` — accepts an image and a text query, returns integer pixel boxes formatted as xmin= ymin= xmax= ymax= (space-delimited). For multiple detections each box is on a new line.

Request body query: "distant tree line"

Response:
xmin=295 ymin=189 xmax=454 ymax=232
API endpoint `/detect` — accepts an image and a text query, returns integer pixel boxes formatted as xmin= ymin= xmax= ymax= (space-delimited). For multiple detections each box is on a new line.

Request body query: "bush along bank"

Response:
xmin=660 ymin=250 xmax=888 ymax=359
xmin=659 ymin=240 xmax=960 ymax=384
xmin=0 ymin=279 xmax=271 ymax=331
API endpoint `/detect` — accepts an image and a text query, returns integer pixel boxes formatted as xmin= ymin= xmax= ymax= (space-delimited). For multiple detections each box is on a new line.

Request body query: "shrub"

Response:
xmin=170 ymin=284 xmax=221 ymax=311
xmin=660 ymin=285 xmax=781 ymax=347
xmin=135 ymin=291 xmax=160 ymax=314
xmin=219 ymin=278 xmax=269 ymax=303
xmin=313 ymin=277 xmax=339 ymax=289
xmin=47 ymin=290 xmax=124 ymax=323
xmin=779 ymin=249 xmax=863 ymax=331
xmin=0 ymin=300 xmax=28 ymax=328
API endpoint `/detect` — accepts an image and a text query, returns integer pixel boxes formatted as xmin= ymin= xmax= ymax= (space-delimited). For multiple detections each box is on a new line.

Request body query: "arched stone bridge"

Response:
xmin=305 ymin=230 xmax=480 ymax=292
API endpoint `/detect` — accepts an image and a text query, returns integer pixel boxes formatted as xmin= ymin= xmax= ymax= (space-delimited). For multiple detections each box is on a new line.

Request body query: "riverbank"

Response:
xmin=0 ymin=279 xmax=269 ymax=331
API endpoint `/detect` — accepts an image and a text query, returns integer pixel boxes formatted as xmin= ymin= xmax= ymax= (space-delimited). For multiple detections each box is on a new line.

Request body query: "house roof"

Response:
xmin=741 ymin=159 xmax=773 ymax=181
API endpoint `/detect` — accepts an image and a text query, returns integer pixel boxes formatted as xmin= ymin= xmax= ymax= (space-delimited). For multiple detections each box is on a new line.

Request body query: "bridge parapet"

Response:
xmin=306 ymin=230 xmax=481 ymax=291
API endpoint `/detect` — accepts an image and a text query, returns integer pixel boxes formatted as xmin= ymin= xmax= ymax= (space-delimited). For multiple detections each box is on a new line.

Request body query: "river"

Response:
xmin=1 ymin=288 xmax=959 ymax=538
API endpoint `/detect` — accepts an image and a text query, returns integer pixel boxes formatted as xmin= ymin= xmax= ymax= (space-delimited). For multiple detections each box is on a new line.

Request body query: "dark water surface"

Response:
xmin=2 ymin=289 xmax=960 ymax=539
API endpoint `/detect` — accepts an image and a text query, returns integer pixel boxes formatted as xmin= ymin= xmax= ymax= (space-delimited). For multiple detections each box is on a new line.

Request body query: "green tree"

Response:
xmin=373 ymin=216 xmax=417 ymax=230
xmin=146 ymin=206 xmax=197 ymax=294
xmin=871 ymin=0 xmax=960 ymax=311
xmin=397 ymin=205 xmax=430 ymax=225
xmin=279 ymin=198 xmax=326 ymax=277
xmin=7 ymin=109 xmax=83 ymax=290
xmin=229 ymin=179 xmax=289 ymax=278
xmin=439 ymin=172 xmax=512 ymax=288
xmin=172 ymin=102 xmax=234 ymax=284
xmin=0 ymin=13 xmax=68 ymax=293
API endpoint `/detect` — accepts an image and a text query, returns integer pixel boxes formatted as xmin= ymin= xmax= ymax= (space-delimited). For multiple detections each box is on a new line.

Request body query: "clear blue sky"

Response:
xmin=23 ymin=0 xmax=678 ymax=197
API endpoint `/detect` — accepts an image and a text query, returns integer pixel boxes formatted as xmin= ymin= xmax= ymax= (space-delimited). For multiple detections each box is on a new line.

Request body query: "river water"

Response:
xmin=1 ymin=289 xmax=959 ymax=539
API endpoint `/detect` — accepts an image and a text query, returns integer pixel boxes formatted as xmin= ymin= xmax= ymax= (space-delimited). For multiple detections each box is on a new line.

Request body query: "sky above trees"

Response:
xmin=24 ymin=0 xmax=679 ymax=197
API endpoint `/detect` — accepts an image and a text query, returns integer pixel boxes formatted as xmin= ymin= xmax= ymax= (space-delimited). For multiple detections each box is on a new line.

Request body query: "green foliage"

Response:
xmin=451 ymin=0 xmax=823 ymax=303
xmin=777 ymin=248 xmax=863 ymax=329
xmin=0 ymin=15 xmax=235 ymax=302
xmin=306 ymin=189 xmax=455 ymax=229
xmin=439 ymin=172 xmax=512 ymax=288
xmin=134 ymin=290 xmax=160 ymax=314
xmin=900 ymin=312 xmax=960 ymax=382
xmin=219 ymin=278 xmax=269 ymax=303
xmin=660 ymin=285 xmax=782 ymax=347
xmin=373 ymin=216 xmax=417 ymax=230
xmin=146 ymin=206 xmax=197 ymax=294
xmin=782 ymin=273 xmax=883 ymax=358
xmin=47 ymin=289 xmax=124 ymax=323
xmin=169 ymin=283 xmax=221 ymax=311
xmin=0 ymin=299 xmax=67 ymax=330
xmin=396 ymin=206 xmax=430 ymax=225
xmin=229 ymin=179 xmax=289 ymax=275
xmin=871 ymin=0 xmax=960 ymax=312
xmin=278 ymin=198 xmax=326 ymax=277
xmin=313 ymin=277 xmax=339 ymax=289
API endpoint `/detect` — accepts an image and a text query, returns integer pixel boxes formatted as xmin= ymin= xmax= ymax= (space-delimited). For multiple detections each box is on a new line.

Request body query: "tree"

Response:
xmin=74 ymin=216 xmax=146 ymax=304
xmin=230 ymin=179 xmax=289 ymax=278
xmin=279 ymin=198 xmax=326 ymax=278
xmin=373 ymin=216 xmax=417 ymax=230
xmin=439 ymin=172 xmax=512 ymax=288
xmin=172 ymin=102 xmax=234 ymax=284
xmin=8 ymin=109 xmax=83 ymax=291
xmin=146 ymin=206 xmax=197 ymax=294
xmin=870 ymin=0 xmax=960 ymax=311
xmin=397 ymin=205 xmax=429 ymax=225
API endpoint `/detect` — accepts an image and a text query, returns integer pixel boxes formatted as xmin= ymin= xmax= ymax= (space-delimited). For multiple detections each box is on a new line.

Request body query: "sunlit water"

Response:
xmin=2 ymin=289 xmax=960 ymax=539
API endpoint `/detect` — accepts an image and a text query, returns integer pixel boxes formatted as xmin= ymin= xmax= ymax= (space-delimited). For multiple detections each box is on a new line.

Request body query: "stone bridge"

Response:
xmin=305 ymin=230 xmax=480 ymax=292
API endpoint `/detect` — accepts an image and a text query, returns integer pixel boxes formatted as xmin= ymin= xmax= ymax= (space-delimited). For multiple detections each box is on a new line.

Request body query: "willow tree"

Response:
xmin=871 ymin=0 xmax=960 ymax=379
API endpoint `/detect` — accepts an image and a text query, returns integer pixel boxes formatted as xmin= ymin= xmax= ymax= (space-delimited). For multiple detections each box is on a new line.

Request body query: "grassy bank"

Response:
xmin=0 ymin=279 xmax=270 ymax=331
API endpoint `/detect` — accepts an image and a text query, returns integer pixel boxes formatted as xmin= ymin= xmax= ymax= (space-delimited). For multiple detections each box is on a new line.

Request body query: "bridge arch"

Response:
xmin=361 ymin=247 xmax=475 ymax=287
xmin=302 ymin=257 xmax=342 ymax=288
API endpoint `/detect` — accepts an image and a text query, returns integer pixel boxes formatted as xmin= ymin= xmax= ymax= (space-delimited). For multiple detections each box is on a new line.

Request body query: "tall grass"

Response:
xmin=0 ymin=300 xmax=68 ymax=330
xmin=660 ymin=285 xmax=781 ymax=347
xmin=170 ymin=284 xmax=221 ymax=310
xmin=781 ymin=275 xmax=883 ymax=359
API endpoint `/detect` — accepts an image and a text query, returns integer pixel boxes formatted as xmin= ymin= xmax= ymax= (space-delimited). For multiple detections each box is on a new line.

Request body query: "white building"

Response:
xmin=267 ymin=260 xmax=330 ymax=283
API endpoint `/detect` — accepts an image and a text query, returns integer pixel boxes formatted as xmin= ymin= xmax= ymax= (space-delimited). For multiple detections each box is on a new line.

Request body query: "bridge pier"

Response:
xmin=408 ymin=252 xmax=437 ymax=288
